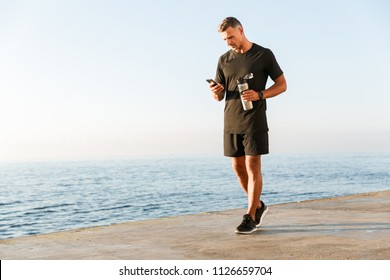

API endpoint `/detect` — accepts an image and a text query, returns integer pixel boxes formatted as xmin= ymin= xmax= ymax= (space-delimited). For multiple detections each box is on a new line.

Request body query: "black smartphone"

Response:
xmin=206 ymin=79 xmax=217 ymax=86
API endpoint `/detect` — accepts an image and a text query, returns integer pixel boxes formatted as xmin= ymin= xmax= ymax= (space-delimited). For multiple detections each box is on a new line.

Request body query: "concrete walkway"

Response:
xmin=1 ymin=190 xmax=390 ymax=259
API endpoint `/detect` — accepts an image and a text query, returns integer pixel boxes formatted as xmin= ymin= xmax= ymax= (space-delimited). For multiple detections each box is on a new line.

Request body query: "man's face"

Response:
xmin=220 ymin=26 xmax=244 ymax=52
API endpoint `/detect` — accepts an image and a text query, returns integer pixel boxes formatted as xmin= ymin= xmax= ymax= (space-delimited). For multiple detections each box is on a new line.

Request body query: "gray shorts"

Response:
xmin=224 ymin=132 xmax=269 ymax=157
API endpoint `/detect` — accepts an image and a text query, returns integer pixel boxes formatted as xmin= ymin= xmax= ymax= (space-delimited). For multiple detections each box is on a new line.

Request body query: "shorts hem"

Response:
xmin=224 ymin=151 xmax=269 ymax=157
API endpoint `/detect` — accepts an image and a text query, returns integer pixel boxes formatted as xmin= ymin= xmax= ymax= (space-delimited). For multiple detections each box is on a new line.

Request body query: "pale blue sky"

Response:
xmin=0 ymin=0 xmax=389 ymax=161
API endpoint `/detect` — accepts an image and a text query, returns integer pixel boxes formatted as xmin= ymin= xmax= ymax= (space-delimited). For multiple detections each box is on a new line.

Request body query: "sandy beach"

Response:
xmin=1 ymin=190 xmax=390 ymax=260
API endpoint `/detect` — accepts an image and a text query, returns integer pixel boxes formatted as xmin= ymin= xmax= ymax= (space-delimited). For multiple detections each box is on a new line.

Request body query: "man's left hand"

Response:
xmin=241 ymin=90 xmax=261 ymax=101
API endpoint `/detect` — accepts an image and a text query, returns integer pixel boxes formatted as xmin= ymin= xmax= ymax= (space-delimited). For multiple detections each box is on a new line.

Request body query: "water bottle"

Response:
xmin=237 ymin=78 xmax=253 ymax=111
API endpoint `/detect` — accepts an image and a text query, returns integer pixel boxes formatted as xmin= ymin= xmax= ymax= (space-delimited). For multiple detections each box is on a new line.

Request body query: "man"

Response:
xmin=209 ymin=17 xmax=287 ymax=234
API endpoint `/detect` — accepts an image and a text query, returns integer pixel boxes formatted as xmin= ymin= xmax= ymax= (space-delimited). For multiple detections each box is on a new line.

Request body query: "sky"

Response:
xmin=0 ymin=0 xmax=389 ymax=161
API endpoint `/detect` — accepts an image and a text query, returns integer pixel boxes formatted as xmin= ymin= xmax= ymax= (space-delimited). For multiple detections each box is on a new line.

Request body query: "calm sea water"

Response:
xmin=0 ymin=153 xmax=389 ymax=240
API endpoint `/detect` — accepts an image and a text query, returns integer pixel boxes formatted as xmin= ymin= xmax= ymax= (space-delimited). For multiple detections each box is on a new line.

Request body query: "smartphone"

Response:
xmin=206 ymin=79 xmax=217 ymax=86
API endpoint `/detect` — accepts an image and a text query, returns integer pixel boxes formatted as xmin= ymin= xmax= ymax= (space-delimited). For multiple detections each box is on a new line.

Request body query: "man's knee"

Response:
xmin=232 ymin=156 xmax=246 ymax=174
xmin=245 ymin=156 xmax=261 ymax=176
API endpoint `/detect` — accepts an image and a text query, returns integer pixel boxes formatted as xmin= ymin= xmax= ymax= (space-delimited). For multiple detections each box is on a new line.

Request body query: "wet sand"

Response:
xmin=1 ymin=190 xmax=390 ymax=259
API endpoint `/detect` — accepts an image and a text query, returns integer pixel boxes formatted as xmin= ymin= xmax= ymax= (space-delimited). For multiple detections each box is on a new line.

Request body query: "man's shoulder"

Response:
xmin=251 ymin=43 xmax=272 ymax=55
xmin=218 ymin=49 xmax=235 ymax=64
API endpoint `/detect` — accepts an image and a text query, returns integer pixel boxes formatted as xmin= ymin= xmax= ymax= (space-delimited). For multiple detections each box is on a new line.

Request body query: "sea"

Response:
xmin=0 ymin=152 xmax=389 ymax=240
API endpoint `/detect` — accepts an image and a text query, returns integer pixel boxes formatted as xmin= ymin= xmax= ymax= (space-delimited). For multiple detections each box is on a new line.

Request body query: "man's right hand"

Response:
xmin=209 ymin=83 xmax=225 ymax=101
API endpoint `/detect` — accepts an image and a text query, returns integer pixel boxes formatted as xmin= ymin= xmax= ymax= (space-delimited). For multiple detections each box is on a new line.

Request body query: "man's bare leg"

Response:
xmin=245 ymin=155 xmax=263 ymax=220
xmin=231 ymin=156 xmax=248 ymax=194
xmin=231 ymin=155 xmax=262 ymax=220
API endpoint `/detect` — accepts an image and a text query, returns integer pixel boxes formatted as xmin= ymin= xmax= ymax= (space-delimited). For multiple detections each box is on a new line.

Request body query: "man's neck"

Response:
xmin=237 ymin=40 xmax=252 ymax=54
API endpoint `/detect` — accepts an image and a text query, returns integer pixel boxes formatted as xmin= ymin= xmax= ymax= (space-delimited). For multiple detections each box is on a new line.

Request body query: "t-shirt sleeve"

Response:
xmin=266 ymin=49 xmax=283 ymax=81
xmin=215 ymin=58 xmax=225 ymax=85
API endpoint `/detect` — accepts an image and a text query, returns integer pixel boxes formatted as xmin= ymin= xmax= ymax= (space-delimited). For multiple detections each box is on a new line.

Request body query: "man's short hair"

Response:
xmin=217 ymin=17 xmax=242 ymax=32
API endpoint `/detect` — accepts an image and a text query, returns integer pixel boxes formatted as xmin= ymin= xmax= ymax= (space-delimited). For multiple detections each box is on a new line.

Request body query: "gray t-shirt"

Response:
xmin=215 ymin=43 xmax=283 ymax=133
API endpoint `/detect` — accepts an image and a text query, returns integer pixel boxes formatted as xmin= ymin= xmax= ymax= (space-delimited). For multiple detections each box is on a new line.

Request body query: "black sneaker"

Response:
xmin=255 ymin=201 xmax=269 ymax=228
xmin=235 ymin=214 xmax=257 ymax=234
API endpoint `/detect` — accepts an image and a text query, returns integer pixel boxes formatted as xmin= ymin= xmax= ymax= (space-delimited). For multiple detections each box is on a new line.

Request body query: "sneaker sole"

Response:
xmin=256 ymin=205 xmax=269 ymax=228
xmin=235 ymin=227 xmax=257 ymax=234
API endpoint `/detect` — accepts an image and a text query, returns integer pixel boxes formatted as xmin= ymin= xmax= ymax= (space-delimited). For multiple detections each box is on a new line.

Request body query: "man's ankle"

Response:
xmin=247 ymin=212 xmax=256 ymax=221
